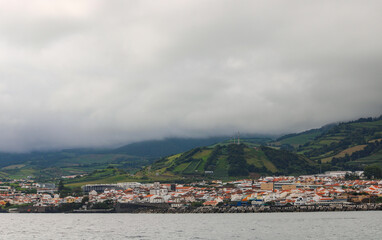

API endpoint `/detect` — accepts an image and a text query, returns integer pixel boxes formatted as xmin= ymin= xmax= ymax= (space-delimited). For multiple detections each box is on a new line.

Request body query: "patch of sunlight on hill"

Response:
xmin=193 ymin=149 xmax=212 ymax=160
xmin=173 ymin=163 xmax=189 ymax=172
xmin=167 ymin=153 xmax=182 ymax=162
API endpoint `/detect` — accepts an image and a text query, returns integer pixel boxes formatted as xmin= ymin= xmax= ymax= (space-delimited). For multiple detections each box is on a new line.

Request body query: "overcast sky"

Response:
xmin=0 ymin=0 xmax=381 ymax=152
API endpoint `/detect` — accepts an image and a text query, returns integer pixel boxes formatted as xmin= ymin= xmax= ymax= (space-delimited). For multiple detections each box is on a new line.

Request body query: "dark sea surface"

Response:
xmin=0 ymin=211 xmax=381 ymax=239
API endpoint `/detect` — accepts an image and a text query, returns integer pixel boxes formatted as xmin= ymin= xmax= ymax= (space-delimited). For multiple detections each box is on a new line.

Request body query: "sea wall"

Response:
xmin=115 ymin=203 xmax=170 ymax=213
xmin=6 ymin=203 xmax=382 ymax=213
xmin=116 ymin=203 xmax=382 ymax=214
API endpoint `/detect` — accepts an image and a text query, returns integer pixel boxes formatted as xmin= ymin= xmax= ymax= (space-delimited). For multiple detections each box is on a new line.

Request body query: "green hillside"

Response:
xmin=345 ymin=149 xmax=382 ymax=168
xmin=114 ymin=136 xmax=272 ymax=157
xmin=64 ymin=168 xmax=139 ymax=188
xmin=0 ymin=150 xmax=155 ymax=181
xmin=212 ymin=137 xmax=273 ymax=148
xmin=113 ymin=137 xmax=230 ymax=157
xmin=270 ymin=124 xmax=336 ymax=149
xmin=2 ymin=116 xmax=381 ymax=184
xmin=295 ymin=117 xmax=382 ymax=169
xmin=60 ymin=116 xmax=382 ymax=185
xmin=140 ymin=144 xmax=318 ymax=179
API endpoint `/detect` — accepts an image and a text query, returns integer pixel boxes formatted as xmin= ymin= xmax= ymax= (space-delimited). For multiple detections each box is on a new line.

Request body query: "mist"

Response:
xmin=0 ymin=0 xmax=381 ymax=152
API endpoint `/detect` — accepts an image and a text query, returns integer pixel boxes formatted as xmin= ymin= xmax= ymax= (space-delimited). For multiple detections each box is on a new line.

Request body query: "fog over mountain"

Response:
xmin=0 ymin=0 xmax=381 ymax=152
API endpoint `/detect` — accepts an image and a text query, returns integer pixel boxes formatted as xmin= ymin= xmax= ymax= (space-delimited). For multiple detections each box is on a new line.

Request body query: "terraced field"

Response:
xmin=141 ymin=143 xmax=316 ymax=180
xmin=277 ymin=131 xmax=323 ymax=146
xmin=65 ymin=169 xmax=137 ymax=188
xmin=213 ymin=157 xmax=229 ymax=177
xmin=297 ymin=119 xmax=382 ymax=163
xmin=322 ymin=145 xmax=367 ymax=163
xmin=349 ymin=150 xmax=382 ymax=168
xmin=244 ymin=148 xmax=277 ymax=172
xmin=0 ymin=152 xmax=155 ymax=181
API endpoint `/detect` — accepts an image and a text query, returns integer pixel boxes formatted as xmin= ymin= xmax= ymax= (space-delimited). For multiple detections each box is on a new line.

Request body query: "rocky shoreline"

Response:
xmin=7 ymin=203 xmax=382 ymax=213
xmin=115 ymin=203 xmax=382 ymax=214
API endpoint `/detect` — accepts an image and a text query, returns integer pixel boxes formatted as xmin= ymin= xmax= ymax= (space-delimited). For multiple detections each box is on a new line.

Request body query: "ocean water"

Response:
xmin=0 ymin=211 xmax=381 ymax=239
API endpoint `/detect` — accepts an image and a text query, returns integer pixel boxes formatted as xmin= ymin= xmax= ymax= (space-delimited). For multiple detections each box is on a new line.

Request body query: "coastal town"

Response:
xmin=1 ymin=171 xmax=382 ymax=213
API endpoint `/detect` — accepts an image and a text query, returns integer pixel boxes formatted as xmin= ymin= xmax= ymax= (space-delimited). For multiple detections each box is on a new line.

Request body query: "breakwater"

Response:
xmin=115 ymin=203 xmax=382 ymax=214
xmin=6 ymin=203 xmax=382 ymax=213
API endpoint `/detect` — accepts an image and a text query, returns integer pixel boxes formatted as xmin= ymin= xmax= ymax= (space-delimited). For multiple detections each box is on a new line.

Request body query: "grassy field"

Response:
xmin=66 ymin=175 xmax=133 ymax=188
xmin=321 ymin=145 xmax=367 ymax=163
xmin=244 ymin=148 xmax=277 ymax=172
xmin=139 ymin=143 xmax=315 ymax=180
xmin=2 ymin=164 xmax=25 ymax=170
xmin=193 ymin=149 xmax=212 ymax=160
xmin=167 ymin=153 xmax=182 ymax=162
xmin=173 ymin=163 xmax=189 ymax=172
xmin=350 ymin=120 xmax=382 ymax=128
xmin=0 ymin=152 xmax=155 ymax=181
xmin=64 ymin=168 xmax=143 ymax=188
xmin=183 ymin=160 xmax=201 ymax=174
xmin=349 ymin=150 xmax=382 ymax=168
xmin=318 ymin=140 xmax=339 ymax=145
xmin=278 ymin=131 xmax=323 ymax=146
xmin=0 ymin=172 xmax=9 ymax=178
xmin=244 ymin=148 xmax=266 ymax=167
xmin=295 ymin=119 xmax=382 ymax=164
xmin=5 ymin=168 xmax=37 ymax=179
xmin=213 ymin=157 xmax=229 ymax=177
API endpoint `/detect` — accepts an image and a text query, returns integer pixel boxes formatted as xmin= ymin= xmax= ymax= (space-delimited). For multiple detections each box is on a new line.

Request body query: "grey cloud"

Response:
xmin=0 ymin=0 xmax=381 ymax=152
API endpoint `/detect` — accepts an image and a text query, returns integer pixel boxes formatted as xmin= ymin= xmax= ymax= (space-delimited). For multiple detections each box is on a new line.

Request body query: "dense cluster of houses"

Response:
xmin=1 ymin=171 xmax=381 ymax=208
xmin=0 ymin=181 xmax=77 ymax=207
xmin=84 ymin=174 xmax=382 ymax=208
